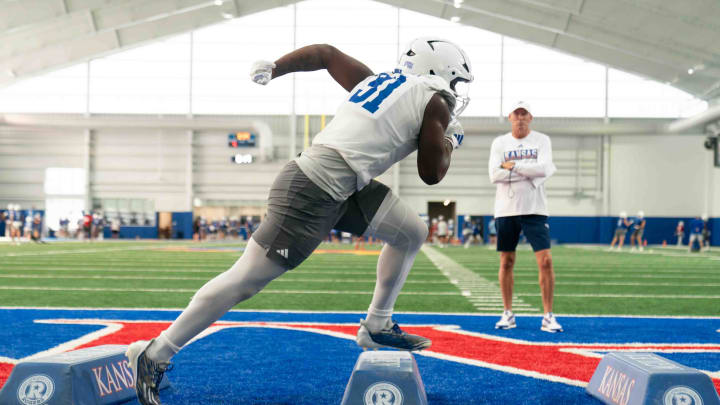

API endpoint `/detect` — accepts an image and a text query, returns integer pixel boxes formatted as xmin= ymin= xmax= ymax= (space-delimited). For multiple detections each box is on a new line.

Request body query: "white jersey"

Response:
xmin=437 ymin=220 xmax=448 ymax=236
xmin=488 ymin=130 xmax=556 ymax=218
xmin=312 ymin=71 xmax=451 ymax=191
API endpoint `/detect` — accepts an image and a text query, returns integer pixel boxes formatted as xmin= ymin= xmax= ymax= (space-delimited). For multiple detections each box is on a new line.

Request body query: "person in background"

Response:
xmin=608 ymin=211 xmax=631 ymax=251
xmin=462 ymin=217 xmax=473 ymax=248
xmin=9 ymin=204 xmax=22 ymax=244
xmin=473 ymin=220 xmax=483 ymax=245
xmin=429 ymin=218 xmax=438 ymax=244
xmin=0 ymin=209 xmax=6 ymax=237
xmin=82 ymin=211 xmax=93 ymax=241
xmin=448 ymin=218 xmax=455 ymax=244
xmin=30 ymin=213 xmax=46 ymax=244
xmin=688 ymin=215 xmax=704 ymax=252
xmin=630 ymin=211 xmax=645 ymax=252
xmin=489 ymin=101 xmax=562 ymax=333
xmin=111 ymin=216 xmax=121 ymax=239
xmin=23 ymin=207 xmax=34 ymax=241
xmin=488 ymin=217 xmax=497 ymax=247
xmin=675 ymin=220 xmax=685 ymax=247
xmin=354 ymin=235 xmax=366 ymax=250
xmin=436 ymin=215 xmax=448 ymax=248
xmin=701 ymin=214 xmax=711 ymax=252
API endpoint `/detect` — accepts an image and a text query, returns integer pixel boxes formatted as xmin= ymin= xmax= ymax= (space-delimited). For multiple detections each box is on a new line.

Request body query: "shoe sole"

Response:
xmin=495 ymin=324 xmax=516 ymax=330
xmin=540 ymin=326 xmax=563 ymax=333
xmin=125 ymin=341 xmax=149 ymax=403
xmin=356 ymin=326 xmax=431 ymax=351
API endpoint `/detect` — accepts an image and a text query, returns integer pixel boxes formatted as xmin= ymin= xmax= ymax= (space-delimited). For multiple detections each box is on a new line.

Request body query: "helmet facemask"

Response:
xmin=396 ymin=37 xmax=474 ymax=117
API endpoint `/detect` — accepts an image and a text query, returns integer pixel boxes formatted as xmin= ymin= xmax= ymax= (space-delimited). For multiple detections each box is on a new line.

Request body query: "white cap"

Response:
xmin=637 ymin=210 xmax=644 ymax=219
xmin=510 ymin=101 xmax=532 ymax=115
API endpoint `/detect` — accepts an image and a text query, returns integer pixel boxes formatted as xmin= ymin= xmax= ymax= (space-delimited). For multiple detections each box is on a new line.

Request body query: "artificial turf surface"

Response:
xmin=0 ymin=240 xmax=718 ymax=316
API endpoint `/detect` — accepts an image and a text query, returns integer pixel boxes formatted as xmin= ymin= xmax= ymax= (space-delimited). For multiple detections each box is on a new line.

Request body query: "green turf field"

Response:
xmin=0 ymin=241 xmax=718 ymax=316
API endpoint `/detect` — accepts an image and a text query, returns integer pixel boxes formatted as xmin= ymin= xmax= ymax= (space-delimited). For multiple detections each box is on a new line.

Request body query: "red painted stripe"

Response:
xmin=0 ymin=362 xmax=14 ymax=391
xmin=75 ymin=322 xmax=170 ymax=349
xmin=289 ymin=324 xmax=720 ymax=392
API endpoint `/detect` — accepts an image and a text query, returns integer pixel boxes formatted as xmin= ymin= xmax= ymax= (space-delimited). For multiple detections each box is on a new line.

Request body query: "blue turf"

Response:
xmin=1 ymin=309 xmax=719 ymax=404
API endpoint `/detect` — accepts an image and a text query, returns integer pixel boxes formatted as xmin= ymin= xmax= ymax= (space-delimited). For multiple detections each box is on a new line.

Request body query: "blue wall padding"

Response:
xmin=119 ymin=226 xmax=157 ymax=239
xmin=171 ymin=212 xmax=193 ymax=239
xmin=456 ymin=215 xmax=716 ymax=246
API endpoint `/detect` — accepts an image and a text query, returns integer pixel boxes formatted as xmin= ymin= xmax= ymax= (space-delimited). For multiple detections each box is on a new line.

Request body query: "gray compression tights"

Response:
xmin=364 ymin=192 xmax=428 ymax=320
xmin=149 ymin=192 xmax=426 ymax=362
xmin=149 ymin=238 xmax=287 ymax=362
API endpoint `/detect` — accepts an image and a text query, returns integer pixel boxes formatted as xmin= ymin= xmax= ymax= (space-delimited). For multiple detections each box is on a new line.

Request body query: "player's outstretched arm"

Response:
xmin=251 ymin=44 xmax=373 ymax=92
xmin=417 ymin=94 xmax=455 ymax=185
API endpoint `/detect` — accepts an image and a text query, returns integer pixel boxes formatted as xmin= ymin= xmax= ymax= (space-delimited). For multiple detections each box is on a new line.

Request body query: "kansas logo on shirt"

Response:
xmin=504 ymin=148 xmax=538 ymax=161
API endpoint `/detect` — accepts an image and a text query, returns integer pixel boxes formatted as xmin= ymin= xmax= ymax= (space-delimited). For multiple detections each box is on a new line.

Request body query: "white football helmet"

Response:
xmin=396 ymin=37 xmax=474 ymax=116
xmin=637 ymin=211 xmax=644 ymax=219
xmin=619 ymin=211 xmax=627 ymax=219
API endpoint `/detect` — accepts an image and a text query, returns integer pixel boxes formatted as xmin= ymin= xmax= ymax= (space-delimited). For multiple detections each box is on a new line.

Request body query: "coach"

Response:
xmin=488 ymin=101 xmax=563 ymax=333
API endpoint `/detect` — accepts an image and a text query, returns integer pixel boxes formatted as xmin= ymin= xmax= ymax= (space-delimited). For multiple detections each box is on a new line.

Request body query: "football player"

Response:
xmin=630 ymin=211 xmax=646 ymax=252
xmin=608 ymin=211 xmax=631 ymax=251
xmin=126 ymin=38 xmax=473 ymax=405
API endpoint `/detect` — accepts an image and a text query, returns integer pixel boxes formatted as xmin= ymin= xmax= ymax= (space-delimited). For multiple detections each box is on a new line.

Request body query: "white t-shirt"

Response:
xmin=488 ymin=130 xmax=556 ymax=218
xmin=437 ymin=220 xmax=448 ymax=236
xmin=312 ymin=71 xmax=452 ymax=191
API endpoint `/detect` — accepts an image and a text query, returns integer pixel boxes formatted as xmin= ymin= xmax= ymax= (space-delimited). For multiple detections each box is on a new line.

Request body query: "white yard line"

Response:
xmin=569 ymin=245 xmax=720 ymax=261
xmin=0 ymin=274 xmax=447 ymax=284
xmin=0 ymin=306 xmax=718 ymax=319
xmin=0 ymin=286 xmax=458 ymax=295
xmin=0 ymin=244 xmax=180 ymax=257
xmin=516 ymin=293 xmax=720 ymax=299
xmin=0 ymin=267 xmax=442 ymax=276
xmin=421 ymin=245 xmax=538 ymax=313
xmin=514 ymin=280 xmax=720 ymax=287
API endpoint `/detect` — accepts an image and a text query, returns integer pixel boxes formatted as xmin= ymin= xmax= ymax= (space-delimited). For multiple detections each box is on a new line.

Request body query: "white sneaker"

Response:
xmin=495 ymin=310 xmax=516 ymax=330
xmin=638 ymin=247 xmax=644 ymax=252
xmin=541 ymin=313 xmax=563 ymax=333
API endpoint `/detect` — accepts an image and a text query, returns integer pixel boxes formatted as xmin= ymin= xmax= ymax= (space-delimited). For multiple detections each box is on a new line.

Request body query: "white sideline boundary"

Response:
xmin=421 ymin=245 xmax=538 ymax=312
xmin=0 ymin=306 xmax=720 ymax=319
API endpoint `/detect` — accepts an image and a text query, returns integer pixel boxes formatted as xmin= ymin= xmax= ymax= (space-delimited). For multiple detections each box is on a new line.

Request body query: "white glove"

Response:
xmin=249 ymin=60 xmax=276 ymax=85
xmin=444 ymin=119 xmax=464 ymax=150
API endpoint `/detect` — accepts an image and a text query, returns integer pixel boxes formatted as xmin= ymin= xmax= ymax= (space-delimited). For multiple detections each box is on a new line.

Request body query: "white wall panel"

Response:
xmin=92 ymin=129 xmax=190 ymax=211
xmin=0 ymin=128 xmax=85 ymax=207
xmin=2 ymin=114 xmax=717 ymax=218
xmin=609 ymin=135 xmax=712 ymax=217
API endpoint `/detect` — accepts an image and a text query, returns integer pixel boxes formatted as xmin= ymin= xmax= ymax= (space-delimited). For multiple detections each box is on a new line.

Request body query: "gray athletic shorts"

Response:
xmin=252 ymin=161 xmax=389 ymax=269
xmin=613 ymin=228 xmax=627 ymax=238
xmin=632 ymin=228 xmax=644 ymax=239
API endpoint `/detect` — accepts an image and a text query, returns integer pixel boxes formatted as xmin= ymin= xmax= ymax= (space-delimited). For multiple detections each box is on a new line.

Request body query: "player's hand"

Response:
xmin=501 ymin=161 xmax=516 ymax=170
xmin=249 ymin=60 xmax=276 ymax=85
xmin=444 ymin=119 xmax=464 ymax=150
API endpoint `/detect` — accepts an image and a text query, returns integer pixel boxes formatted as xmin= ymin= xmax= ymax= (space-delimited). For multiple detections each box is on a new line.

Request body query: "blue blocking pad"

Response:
xmin=0 ymin=345 xmax=170 ymax=405
xmin=342 ymin=351 xmax=427 ymax=405
xmin=586 ymin=352 xmax=720 ymax=405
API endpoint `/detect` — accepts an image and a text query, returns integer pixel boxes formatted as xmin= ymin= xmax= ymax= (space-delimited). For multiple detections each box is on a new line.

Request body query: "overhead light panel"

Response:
xmin=222 ymin=12 xmax=233 ymax=19
xmin=688 ymin=68 xmax=694 ymax=75
xmin=454 ymin=0 xmax=464 ymax=8
xmin=214 ymin=0 xmax=223 ymax=5
xmin=450 ymin=16 xmax=461 ymax=23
